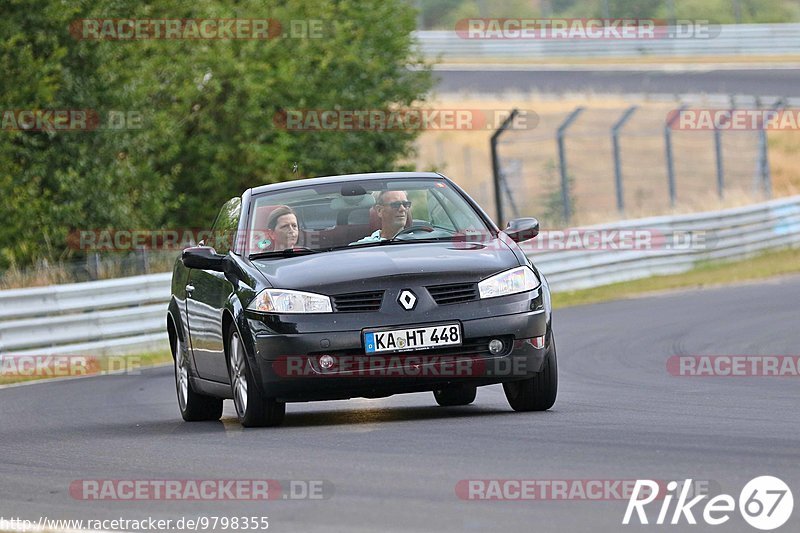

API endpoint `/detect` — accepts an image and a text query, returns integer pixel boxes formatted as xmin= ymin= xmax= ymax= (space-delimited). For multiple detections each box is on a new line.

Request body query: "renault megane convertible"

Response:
xmin=167 ymin=172 xmax=557 ymax=427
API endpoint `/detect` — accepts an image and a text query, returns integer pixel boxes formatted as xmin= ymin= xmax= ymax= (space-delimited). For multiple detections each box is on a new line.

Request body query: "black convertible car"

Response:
xmin=167 ymin=172 xmax=557 ymax=427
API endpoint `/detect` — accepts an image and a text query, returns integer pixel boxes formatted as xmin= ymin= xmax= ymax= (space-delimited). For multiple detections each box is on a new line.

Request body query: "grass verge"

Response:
xmin=553 ymin=246 xmax=800 ymax=309
xmin=0 ymin=350 xmax=172 ymax=386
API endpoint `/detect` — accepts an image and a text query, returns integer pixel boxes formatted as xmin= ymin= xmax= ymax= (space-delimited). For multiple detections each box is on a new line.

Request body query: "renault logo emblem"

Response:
xmin=398 ymin=289 xmax=417 ymax=311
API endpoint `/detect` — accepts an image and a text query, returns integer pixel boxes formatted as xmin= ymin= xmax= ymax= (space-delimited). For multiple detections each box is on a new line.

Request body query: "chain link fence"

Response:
xmin=494 ymin=98 xmax=782 ymax=227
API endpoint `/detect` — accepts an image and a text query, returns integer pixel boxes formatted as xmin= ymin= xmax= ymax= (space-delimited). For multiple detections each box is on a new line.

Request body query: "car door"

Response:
xmin=185 ymin=198 xmax=241 ymax=383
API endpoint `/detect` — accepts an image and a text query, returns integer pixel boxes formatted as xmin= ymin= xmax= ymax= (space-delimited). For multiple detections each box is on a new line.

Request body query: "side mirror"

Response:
xmin=505 ymin=217 xmax=539 ymax=243
xmin=182 ymin=246 xmax=226 ymax=272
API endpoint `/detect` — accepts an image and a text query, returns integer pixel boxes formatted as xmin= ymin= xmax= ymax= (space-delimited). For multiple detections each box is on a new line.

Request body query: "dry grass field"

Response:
xmin=411 ymin=94 xmax=800 ymax=226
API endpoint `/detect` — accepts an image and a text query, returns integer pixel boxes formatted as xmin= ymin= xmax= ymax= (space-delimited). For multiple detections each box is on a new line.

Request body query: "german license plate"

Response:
xmin=364 ymin=323 xmax=462 ymax=354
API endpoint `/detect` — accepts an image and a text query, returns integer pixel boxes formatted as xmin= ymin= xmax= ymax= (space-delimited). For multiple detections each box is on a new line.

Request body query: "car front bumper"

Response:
xmin=245 ymin=307 xmax=550 ymax=402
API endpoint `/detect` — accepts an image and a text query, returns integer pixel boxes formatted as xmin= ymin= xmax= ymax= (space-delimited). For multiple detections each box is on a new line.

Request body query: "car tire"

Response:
xmin=503 ymin=332 xmax=558 ymax=412
xmin=227 ymin=326 xmax=285 ymax=428
xmin=433 ymin=386 xmax=477 ymax=406
xmin=173 ymin=332 xmax=223 ymax=422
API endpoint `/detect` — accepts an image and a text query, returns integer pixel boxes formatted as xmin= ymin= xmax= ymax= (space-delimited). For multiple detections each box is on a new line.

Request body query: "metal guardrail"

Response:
xmin=414 ymin=23 xmax=800 ymax=59
xmin=0 ymin=272 xmax=171 ymax=321
xmin=0 ymin=274 xmax=172 ymax=356
xmin=527 ymin=196 xmax=800 ymax=290
xmin=1 ymin=196 xmax=799 ymax=356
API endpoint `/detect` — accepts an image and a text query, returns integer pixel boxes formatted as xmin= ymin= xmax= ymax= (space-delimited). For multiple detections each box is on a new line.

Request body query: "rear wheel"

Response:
xmin=433 ymin=385 xmax=477 ymax=406
xmin=227 ymin=326 xmax=285 ymax=428
xmin=503 ymin=333 xmax=558 ymax=412
xmin=172 ymin=332 xmax=223 ymax=422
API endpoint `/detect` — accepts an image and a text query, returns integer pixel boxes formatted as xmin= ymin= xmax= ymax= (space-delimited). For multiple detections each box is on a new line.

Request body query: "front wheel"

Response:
xmin=503 ymin=333 xmax=558 ymax=412
xmin=173 ymin=333 xmax=223 ymax=422
xmin=227 ymin=326 xmax=285 ymax=428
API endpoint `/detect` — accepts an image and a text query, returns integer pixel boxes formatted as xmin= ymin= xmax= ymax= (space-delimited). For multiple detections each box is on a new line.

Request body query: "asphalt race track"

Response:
xmin=1 ymin=276 xmax=798 ymax=532
xmin=435 ymin=67 xmax=800 ymax=98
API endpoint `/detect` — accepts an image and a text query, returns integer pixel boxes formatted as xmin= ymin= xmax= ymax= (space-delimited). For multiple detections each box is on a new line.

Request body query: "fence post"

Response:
xmin=759 ymin=129 xmax=771 ymax=198
xmin=611 ymin=106 xmax=638 ymax=216
xmin=665 ymin=104 xmax=687 ymax=208
xmin=758 ymin=97 xmax=785 ymax=198
xmin=463 ymin=145 xmax=472 ymax=182
xmin=137 ymin=247 xmax=149 ymax=275
xmin=714 ymin=112 xmax=726 ymax=200
xmin=500 ymin=159 xmax=522 ymax=219
xmin=87 ymin=252 xmax=101 ymax=281
xmin=556 ymin=106 xmax=584 ymax=224
xmin=754 ymin=97 xmax=764 ymax=195
xmin=491 ymin=109 xmax=519 ymax=225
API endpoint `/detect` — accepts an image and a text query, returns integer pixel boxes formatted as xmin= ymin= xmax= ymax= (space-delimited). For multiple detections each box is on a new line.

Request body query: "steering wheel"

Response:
xmin=393 ymin=225 xmax=435 ymax=239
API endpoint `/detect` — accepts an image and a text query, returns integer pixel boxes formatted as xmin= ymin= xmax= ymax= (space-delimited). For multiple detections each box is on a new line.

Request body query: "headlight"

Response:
xmin=478 ymin=266 xmax=540 ymax=299
xmin=247 ymin=289 xmax=332 ymax=314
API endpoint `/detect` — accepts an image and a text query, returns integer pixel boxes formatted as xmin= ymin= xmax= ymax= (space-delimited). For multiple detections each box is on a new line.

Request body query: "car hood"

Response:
xmin=251 ymin=240 xmax=521 ymax=294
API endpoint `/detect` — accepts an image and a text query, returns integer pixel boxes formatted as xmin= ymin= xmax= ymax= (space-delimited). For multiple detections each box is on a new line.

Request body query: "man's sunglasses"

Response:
xmin=379 ymin=201 xmax=412 ymax=209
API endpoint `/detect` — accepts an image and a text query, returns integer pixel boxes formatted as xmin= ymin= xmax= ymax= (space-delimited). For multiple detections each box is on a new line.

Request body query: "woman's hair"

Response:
xmin=266 ymin=205 xmax=297 ymax=230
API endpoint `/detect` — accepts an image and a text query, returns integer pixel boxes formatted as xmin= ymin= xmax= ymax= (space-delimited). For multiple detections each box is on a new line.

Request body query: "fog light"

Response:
xmin=319 ymin=355 xmax=335 ymax=369
xmin=488 ymin=339 xmax=504 ymax=355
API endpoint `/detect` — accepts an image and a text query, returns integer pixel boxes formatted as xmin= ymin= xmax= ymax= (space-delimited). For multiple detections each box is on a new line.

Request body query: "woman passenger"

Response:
xmin=266 ymin=206 xmax=299 ymax=251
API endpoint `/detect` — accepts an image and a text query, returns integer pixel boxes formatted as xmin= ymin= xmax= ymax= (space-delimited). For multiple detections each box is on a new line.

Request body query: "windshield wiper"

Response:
xmin=249 ymin=247 xmax=322 ymax=260
xmin=392 ymin=236 xmax=458 ymax=243
xmin=333 ymin=237 xmax=456 ymax=251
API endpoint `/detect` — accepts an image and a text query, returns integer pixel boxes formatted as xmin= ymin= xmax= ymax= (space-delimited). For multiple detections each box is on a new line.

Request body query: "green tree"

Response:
xmin=0 ymin=0 xmax=432 ymax=270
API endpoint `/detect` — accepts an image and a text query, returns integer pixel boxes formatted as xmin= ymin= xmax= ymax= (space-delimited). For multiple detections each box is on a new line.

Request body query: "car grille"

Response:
xmin=332 ymin=291 xmax=385 ymax=312
xmin=427 ymin=283 xmax=478 ymax=305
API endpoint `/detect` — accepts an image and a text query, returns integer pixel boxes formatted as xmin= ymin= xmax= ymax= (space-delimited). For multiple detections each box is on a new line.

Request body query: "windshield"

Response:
xmin=246 ymin=177 xmax=492 ymax=257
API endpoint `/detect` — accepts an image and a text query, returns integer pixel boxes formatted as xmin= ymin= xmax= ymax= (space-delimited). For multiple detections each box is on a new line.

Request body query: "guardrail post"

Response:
xmin=665 ymin=104 xmax=687 ymax=208
xmin=556 ymin=107 xmax=584 ymax=224
xmin=491 ymin=109 xmax=519 ymax=225
xmin=611 ymin=106 xmax=638 ymax=216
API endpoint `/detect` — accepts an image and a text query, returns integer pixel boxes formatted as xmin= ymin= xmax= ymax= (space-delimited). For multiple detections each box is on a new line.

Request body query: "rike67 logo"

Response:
xmin=623 ymin=476 xmax=793 ymax=530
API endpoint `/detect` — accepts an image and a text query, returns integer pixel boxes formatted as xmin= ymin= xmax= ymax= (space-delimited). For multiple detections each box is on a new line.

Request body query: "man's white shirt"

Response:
xmin=349 ymin=229 xmax=385 ymax=245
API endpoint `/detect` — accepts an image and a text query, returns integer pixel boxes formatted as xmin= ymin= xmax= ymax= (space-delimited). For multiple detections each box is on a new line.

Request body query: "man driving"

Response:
xmin=350 ymin=190 xmax=411 ymax=244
